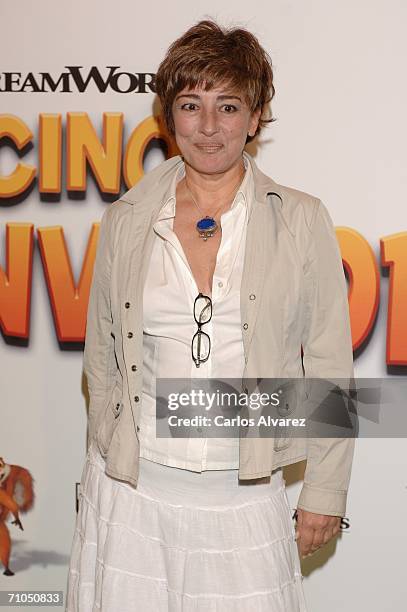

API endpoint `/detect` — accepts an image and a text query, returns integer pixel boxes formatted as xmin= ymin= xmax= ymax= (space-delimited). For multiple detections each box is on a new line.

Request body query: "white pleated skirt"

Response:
xmin=66 ymin=442 xmax=307 ymax=612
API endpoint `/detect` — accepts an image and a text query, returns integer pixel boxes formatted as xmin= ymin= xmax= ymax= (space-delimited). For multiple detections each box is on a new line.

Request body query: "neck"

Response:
xmin=181 ymin=156 xmax=246 ymax=214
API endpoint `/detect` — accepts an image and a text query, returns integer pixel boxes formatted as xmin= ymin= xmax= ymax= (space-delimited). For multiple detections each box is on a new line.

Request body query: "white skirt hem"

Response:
xmin=66 ymin=442 xmax=307 ymax=612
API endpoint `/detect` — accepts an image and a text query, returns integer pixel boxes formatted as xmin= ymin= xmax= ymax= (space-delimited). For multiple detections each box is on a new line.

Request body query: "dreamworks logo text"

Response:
xmin=0 ymin=66 xmax=155 ymax=93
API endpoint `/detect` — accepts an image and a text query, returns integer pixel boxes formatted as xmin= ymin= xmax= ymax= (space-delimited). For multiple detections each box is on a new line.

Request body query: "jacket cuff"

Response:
xmin=296 ymin=482 xmax=348 ymax=517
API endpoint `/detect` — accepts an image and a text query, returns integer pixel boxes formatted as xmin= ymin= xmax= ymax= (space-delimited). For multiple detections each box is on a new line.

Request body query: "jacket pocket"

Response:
xmin=273 ymin=378 xmax=305 ymax=452
xmin=96 ymin=382 xmax=123 ymax=456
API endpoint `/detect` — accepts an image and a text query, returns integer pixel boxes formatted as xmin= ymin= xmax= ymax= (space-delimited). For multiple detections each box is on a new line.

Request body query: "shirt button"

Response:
xmin=131 ymin=365 xmax=137 ymax=371
xmin=218 ymin=281 xmax=223 ymax=288
xmin=243 ymin=323 xmax=248 ymax=330
xmin=136 ymin=425 xmax=140 ymax=432
xmin=134 ymin=395 xmax=140 ymax=402
xmin=127 ymin=332 xmax=133 ymax=338
xmin=125 ymin=302 xmax=130 ymax=308
xmin=249 ymin=294 xmax=256 ymax=300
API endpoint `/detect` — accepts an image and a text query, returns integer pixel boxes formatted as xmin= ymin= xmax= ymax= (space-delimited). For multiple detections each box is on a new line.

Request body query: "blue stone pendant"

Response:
xmin=196 ymin=216 xmax=218 ymax=241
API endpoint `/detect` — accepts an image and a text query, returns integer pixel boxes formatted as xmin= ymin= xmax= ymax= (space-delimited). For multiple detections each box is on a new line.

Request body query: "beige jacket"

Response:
xmin=83 ymin=152 xmax=355 ymax=517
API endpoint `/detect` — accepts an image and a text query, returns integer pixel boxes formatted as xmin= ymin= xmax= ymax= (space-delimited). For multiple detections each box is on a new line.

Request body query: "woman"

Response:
xmin=66 ymin=19 xmax=354 ymax=612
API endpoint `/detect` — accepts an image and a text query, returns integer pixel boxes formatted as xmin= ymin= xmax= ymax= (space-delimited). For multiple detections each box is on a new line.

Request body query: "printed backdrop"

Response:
xmin=1 ymin=1 xmax=406 ymax=610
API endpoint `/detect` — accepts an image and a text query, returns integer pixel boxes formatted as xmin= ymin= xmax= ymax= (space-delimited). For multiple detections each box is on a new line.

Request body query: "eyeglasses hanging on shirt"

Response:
xmin=191 ymin=293 xmax=212 ymax=367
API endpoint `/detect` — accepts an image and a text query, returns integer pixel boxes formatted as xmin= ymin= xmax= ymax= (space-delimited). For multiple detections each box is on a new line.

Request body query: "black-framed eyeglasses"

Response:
xmin=192 ymin=292 xmax=212 ymax=368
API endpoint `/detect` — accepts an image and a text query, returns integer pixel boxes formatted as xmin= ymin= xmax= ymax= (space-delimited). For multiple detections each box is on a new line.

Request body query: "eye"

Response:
xmin=180 ymin=102 xmax=199 ymax=111
xmin=221 ymin=104 xmax=238 ymax=113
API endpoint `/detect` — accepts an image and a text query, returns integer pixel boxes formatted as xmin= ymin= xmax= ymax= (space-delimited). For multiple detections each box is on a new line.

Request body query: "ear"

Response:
xmin=248 ymin=107 xmax=262 ymax=137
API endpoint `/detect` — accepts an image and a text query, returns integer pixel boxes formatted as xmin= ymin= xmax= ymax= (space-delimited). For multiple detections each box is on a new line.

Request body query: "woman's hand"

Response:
xmin=295 ymin=508 xmax=341 ymax=559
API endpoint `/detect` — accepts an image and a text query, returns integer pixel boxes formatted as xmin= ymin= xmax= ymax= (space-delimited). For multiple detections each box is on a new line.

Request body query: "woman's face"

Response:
xmin=171 ymin=83 xmax=261 ymax=176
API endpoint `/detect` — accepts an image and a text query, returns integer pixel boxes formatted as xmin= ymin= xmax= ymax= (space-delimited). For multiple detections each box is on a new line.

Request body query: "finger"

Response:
xmin=298 ymin=526 xmax=315 ymax=558
xmin=332 ymin=520 xmax=341 ymax=537
xmin=310 ymin=526 xmax=335 ymax=553
xmin=310 ymin=527 xmax=326 ymax=550
xmin=322 ymin=527 xmax=334 ymax=545
xmin=295 ymin=508 xmax=303 ymax=537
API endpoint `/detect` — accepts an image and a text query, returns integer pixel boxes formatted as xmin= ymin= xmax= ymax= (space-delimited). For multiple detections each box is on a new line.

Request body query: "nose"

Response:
xmin=199 ymin=108 xmax=219 ymax=137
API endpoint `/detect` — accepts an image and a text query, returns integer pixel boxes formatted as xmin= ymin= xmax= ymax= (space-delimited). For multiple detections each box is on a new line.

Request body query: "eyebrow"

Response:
xmin=175 ymin=93 xmax=242 ymax=102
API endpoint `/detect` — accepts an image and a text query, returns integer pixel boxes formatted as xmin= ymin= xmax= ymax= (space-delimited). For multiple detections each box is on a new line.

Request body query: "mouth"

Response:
xmin=194 ymin=143 xmax=223 ymax=153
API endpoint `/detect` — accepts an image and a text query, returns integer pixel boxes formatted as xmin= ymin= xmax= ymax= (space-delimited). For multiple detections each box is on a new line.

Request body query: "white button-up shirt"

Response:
xmin=139 ymin=153 xmax=254 ymax=471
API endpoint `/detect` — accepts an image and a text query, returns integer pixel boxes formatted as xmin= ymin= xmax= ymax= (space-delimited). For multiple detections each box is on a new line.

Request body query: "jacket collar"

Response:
xmin=247 ymin=153 xmax=284 ymax=205
xmin=119 ymin=151 xmax=284 ymax=213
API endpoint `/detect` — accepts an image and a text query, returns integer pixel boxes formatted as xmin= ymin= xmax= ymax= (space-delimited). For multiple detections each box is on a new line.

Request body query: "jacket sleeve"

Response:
xmin=83 ymin=204 xmax=117 ymax=449
xmin=297 ymin=199 xmax=355 ymax=517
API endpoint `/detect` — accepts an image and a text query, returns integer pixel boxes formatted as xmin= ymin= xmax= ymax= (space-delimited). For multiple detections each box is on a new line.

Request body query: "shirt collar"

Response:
xmin=156 ymin=150 xmax=254 ymax=222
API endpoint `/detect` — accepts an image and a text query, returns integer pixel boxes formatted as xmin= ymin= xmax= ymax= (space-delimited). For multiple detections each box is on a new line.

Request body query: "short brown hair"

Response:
xmin=155 ymin=19 xmax=276 ymax=143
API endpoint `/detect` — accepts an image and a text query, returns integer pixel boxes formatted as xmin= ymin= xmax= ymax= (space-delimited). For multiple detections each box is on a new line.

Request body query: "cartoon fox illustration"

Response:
xmin=0 ymin=456 xmax=35 ymax=575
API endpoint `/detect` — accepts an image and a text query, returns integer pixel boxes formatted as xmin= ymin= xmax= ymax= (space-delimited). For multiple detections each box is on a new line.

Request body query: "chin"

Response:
xmin=182 ymin=149 xmax=234 ymax=175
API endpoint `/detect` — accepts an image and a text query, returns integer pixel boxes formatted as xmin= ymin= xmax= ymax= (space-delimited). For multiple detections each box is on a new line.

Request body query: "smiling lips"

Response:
xmin=195 ymin=143 xmax=223 ymax=153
